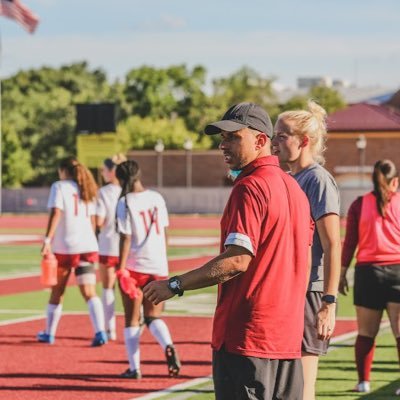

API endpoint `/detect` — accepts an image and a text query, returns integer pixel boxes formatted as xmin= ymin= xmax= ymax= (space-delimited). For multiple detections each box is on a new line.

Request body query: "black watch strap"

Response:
xmin=168 ymin=276 xmax=184 ymax=297
xmin=321 ymin=294 xmax=336 ymax=304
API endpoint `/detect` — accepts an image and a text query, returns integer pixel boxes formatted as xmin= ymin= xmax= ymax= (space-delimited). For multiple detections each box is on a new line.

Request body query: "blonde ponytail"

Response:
xmin=278 ymin=100 xmax=328 ymax=165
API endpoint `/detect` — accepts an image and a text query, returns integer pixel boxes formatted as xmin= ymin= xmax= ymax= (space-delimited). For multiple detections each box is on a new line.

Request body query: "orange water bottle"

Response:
xmin=40 ymin=253 xmax=58 ymax=286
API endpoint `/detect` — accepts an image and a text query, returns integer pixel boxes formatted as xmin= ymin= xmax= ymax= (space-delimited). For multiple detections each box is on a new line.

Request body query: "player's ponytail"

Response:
xmin=372 ymin=159 xmax=398 ymax=217
xmin=58 ymin=156 xmax=98 ymax=203
xmin=116 ymin=160 xmax=141 ymax=199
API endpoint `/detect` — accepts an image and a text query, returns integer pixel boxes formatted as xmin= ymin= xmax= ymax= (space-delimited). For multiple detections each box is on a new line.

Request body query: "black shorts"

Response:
xmin=212 ymin=348 xmax=303 ymax=400
xmin=302 ymin=291 xmax=329 ymax=356
xmin=354 ymin=264 xmax=400 ymax=310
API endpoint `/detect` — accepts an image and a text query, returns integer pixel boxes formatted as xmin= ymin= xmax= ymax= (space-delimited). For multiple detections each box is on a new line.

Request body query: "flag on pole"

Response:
xmin=0 ymin=0 xmax=39 ymax=34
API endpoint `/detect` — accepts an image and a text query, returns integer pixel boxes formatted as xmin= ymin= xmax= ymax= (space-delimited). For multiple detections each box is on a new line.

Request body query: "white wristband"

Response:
xmin=43 ymin=237 xmax=51 ymax=245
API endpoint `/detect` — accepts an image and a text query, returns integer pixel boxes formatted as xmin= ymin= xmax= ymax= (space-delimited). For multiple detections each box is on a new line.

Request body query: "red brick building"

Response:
xmin=325 ymin=102 xmax=400 ymax=188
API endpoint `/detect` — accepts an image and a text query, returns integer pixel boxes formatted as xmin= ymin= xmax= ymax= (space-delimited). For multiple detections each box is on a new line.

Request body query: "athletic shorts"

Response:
xmin=354 ymin=264 xmax=400 ymax=310
xmin=302 ymin=291 xmax=329 ymax=356
xmin=212 ymin=347 xmax=303 ymax=400
xmin=54 ymin=252 xmax=98 ymax=268
xmin=127 ymin=270 xmax=168 ymax=289
xmin=99 ymin=255 xmax=119 ymax=268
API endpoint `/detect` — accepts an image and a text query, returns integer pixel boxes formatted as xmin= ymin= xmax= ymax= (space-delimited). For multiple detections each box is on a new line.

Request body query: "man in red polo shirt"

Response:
xmin=144 ymin=103 xmax=314 ymax=400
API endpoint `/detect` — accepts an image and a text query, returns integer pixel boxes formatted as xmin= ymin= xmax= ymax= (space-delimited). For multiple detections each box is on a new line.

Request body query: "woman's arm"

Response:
xmin=339 ymin=197 xmax=361 ymax=295
xmin=315 ymin=213 xmax=342 ymax=340
xmin=118 ymin=233 xmax=131 ymax=270
xmin=41 ymin=208 xmax=62 ymax=255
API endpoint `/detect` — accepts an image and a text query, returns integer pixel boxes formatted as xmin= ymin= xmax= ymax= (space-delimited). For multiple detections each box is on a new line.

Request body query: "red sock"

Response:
xmin=396 ymin=337 xmax=400 ymax=365
xmin=355 ymin=335 xmax=375 ymax=382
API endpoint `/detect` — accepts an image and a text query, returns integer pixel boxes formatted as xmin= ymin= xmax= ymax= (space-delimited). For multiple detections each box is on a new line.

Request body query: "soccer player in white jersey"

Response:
xmin=96 ymin=154 xmax=126 ymax=340
xmin=115 ymin=160 xmax=180 ymax=379
xmin=38 ymin=157 xmax=108 ymax=347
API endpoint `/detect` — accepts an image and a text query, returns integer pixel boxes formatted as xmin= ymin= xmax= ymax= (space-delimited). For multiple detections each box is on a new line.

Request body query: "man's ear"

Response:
xmin=255 ymin=133 xmax=268 ymax=150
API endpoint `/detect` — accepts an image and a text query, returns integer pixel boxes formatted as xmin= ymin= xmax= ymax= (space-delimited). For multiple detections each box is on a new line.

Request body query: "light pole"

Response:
xmin=154 ymin=139 xmax=165 ymax=187
xmin=183 ymin=138 xmax=193 ymax=187
xmin=356 ymin=134 xmax=367 ymax=188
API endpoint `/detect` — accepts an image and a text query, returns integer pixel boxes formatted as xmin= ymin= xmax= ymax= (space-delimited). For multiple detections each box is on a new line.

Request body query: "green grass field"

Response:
xmin=0 ymin=223 xmax=399 ymax=399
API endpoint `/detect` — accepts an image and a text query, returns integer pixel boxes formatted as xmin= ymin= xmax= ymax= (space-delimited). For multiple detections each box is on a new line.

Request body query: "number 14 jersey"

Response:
xmin=47 ymin=180 xmax=98 ymax=254
xmin=116 ymin=190 xmax=169 ymax=276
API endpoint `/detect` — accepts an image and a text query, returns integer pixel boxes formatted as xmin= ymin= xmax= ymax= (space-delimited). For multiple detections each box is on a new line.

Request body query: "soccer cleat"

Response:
xmin=37 ymin=331 xmax=55 ymax=344
xmin=165 ymin=344 xmax=181 ymax=377
xmin=120 ymin=368 xmax=142 ymax=379
xmin=352 ymin=381 xmax=370 ymax=393
xmin=91 ymin=331 xmax=108 ymax=347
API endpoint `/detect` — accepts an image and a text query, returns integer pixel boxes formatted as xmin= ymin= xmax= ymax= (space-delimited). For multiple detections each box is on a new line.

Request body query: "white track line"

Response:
xmin=133 ymin=376 xmax=213 ymax=400
xmin=0 ymin=314 xmax=45 ymax=326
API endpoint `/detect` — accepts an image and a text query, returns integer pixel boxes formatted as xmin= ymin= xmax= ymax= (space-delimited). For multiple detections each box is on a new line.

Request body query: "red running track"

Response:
xmin=0 ymin=315 xmax=360 ymax=400
xmin=0 ymin=315 xmax=213 ymax=400
xmin=0 ymin=256 xmax=214 ymax=296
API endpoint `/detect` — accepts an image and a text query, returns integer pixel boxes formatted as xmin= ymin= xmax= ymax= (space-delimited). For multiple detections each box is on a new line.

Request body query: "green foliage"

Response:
xmin=1 ymin=62 xmax=348 ymax=187
xmin=280 ymin=86 xmax=346 ymax=115
xmin=309 ymin=85 xmax=346 ymax=114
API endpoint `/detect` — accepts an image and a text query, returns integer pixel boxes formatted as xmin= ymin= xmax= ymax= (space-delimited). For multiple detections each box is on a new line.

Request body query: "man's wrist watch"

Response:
xmin=321 ymin=294 xmax=336 ymax=304
xmin=168 ymin=276 xmax=184 ymax=297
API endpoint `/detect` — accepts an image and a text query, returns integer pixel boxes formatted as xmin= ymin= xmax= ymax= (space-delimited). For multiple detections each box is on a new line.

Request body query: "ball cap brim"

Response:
xmin=204 ymin=120 xmax=248 ymax=135
xmin=204 ymin=102 xmax=273 ymax=138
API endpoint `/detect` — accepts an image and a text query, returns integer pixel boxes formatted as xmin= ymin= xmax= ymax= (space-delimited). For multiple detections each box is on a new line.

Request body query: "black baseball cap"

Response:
xmin=204 ymin=102 xmax=273 ymax=138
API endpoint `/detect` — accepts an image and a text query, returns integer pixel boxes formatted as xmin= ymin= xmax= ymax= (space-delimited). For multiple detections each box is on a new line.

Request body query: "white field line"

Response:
xmin=0 ymin=314 xmax=45 ymax=326
xmin=0 ymin=253 xmax=217 ymax=281
xmin=329 ymin=320 xmax=390 ymax=347
xmin=0 ymin=312 xmax=211 ymax=326
xmin=133 ymin=376 xmax=213 ymax=400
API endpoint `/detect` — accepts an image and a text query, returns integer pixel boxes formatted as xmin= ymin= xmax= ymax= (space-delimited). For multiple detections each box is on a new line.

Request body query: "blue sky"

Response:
xmin=1 ymin=0 xmax=399 ymax=88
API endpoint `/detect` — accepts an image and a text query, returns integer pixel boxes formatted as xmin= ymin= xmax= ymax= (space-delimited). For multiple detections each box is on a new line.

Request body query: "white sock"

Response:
xmin=148 ymin=319 xmax=173 ymax=350
xmin=87 ymin=296 xmax=105 ymax=333
xmin=46 ymin=303 xmax=62 ymax=336
xmin=102 ymin=288 xmax=116 ymax=333
xmin=124 ymin=327 xmax=141 ymax=371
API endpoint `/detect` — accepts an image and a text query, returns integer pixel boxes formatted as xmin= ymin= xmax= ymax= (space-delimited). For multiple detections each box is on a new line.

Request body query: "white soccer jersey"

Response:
xmin=96 ymin=183 xmax=121 ymax=256
xmin=116 ymin=190 xmax=169 ymax=276
xmin=47 ymin=180 xmax=98 ymax=254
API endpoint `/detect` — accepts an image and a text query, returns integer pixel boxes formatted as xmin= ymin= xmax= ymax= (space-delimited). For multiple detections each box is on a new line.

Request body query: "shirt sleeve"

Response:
xmin=308 ymin=175 xmax=340 ymax=222
xmin=159 ymin=196 xmax=169 ymax=228
xmin=116 ymin=198 xmax=132 ymax=235
xmin=96 ymin=191 xmax=107 ymax=218
xmin=223 ymin=183 xmax=266 ymax=255
xmin=341 ymin=197 xmax=362 ymax=267
xmin=47 ymin=182 xmax=64 ymax=210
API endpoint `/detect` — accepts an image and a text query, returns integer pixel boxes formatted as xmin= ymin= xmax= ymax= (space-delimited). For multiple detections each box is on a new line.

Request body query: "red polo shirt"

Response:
xmin=212 ymin=156 xmax=313 ymax=359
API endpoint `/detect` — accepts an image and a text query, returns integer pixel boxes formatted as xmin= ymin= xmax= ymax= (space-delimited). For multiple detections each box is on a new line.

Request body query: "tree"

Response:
xmin=308 ymin=86 xmax=346 ymax=114
xmin=2 ymin=62 xmax=118 ymax=185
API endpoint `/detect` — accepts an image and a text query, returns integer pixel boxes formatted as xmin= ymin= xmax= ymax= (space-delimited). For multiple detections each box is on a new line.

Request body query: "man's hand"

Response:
xmin=338 ymin=267 xmax=349 ymax=295
xmin=143 ymin=280 xmax=175 ymax=305
xmin=316 ymin=302 xmax=336 ymax=341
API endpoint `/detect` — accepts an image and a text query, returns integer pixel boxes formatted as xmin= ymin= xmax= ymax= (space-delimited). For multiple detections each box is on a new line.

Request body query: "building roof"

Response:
xmin=327 ymin=103 xmax=400 ymax=132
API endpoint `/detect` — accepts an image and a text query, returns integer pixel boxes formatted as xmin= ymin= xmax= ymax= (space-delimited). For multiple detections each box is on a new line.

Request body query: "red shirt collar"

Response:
xmin=235 ymin=156 xmax=279 ymax=183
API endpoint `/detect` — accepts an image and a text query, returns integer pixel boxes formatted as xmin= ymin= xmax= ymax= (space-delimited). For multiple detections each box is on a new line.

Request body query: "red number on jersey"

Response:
xmin=139 ymin=207 xmax=160 ymax=235
xmin=72 ymin=193 xmax=89 ymax=217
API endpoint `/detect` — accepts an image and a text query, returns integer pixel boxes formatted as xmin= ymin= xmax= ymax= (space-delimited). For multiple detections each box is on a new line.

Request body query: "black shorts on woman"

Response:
xmin=354 ymin=264 xmax=400 ymax=310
